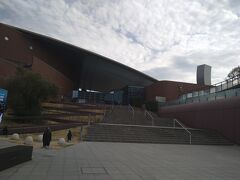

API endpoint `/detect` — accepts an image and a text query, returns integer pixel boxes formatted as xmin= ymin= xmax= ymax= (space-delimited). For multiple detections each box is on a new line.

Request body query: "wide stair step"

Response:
xmin=83 ymin=124 xmax=233 ymax=145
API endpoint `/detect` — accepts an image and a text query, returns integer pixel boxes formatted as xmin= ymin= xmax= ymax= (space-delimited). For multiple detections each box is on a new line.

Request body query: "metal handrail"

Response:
xmin=181 ymin=76 xmax=240 ymax=99
xmin=144 ymin=110 xmax=154 ymax=126
xmin=182 ymin=75 xmax=240 ymax=97
xmin=173 ymin=119 xmax=192 ymax=144
xmin=128 ymin=104 xmax=134 ymax=120
xmin=163 ymin=86 xmax=240 ymax=107
xmin=102 ymin=107 xmax=106 ymax=121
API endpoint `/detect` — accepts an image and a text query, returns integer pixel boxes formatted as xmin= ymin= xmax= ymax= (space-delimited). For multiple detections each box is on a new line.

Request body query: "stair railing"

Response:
xmin=173 ymin=119 xmax=192 ymax=144
xmin=101 ymin=104 xmax=107 ymax=121
xmin=128 ymin=104 xmax=134 ymax=121
xmin=145 ymin=110 xmax=154 ymax=126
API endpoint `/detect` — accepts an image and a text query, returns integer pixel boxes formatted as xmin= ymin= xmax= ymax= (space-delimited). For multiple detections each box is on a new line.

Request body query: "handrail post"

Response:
xmin=145 ymin=110 xmax=154 ymax=126
xmin=128 ymin=104 xmax=134 ymax=121
xmin=88 ymin=114 xmax=90 ymax=126
xmin=102 ymin=105 xmax=106 ymax=121
xmin=174 ymin=118 xmax=192 ymax=145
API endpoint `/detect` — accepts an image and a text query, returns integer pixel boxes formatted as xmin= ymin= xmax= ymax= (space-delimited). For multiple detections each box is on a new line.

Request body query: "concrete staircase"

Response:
xmin=102 ymin=106 xmax=173 ymax=127
xmin=83 ymin=124 xmax=232 ymax=145
xmin=83 ymin=106 xmax=233 ymax=145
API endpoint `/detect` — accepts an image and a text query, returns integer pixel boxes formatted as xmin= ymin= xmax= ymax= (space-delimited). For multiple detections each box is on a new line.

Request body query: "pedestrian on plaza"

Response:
xmin=43 ymin=127 xmax=52 ymax=149
xmin=67 ymin=129 xmax=72 ymax=142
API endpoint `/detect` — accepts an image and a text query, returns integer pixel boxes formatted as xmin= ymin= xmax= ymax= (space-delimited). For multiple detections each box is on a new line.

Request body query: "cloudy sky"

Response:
xmin=0 ymin=0 xmax=239 ymax=84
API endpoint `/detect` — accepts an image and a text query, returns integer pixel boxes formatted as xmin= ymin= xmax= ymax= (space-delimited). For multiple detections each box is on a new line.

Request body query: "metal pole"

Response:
xmin=88 ymin=114 xmax=90 ymax=126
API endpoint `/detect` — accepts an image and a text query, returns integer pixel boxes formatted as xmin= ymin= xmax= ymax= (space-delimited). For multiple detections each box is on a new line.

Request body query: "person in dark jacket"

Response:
xmin=43 ymin=127 xmax=52 ymax=148
xmin=67 ymin=129 xmax=72 ymax=142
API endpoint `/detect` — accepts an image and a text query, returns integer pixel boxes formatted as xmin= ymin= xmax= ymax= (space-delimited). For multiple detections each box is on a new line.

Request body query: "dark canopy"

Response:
xmin=17 ymin=26 xmax=157 ymax=92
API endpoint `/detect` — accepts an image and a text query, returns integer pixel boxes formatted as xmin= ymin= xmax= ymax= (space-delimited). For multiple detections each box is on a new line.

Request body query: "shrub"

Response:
xmin=6 ymin=68 xmax=58 ymax=117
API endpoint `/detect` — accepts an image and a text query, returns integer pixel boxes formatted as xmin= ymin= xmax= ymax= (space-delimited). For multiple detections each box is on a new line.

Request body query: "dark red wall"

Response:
xmin=32 ymin=57 xmax=74 ymax=94
xmin=0 ymin=23 xmax=74 ymax=95
xmin=0 ymin=58 xmax=17 ymax=85
xmin=158 ymin=97 xmax=240 ymax=144
xmin=0 ymin=24 xmax=32 ymax=65
xmin=145 ymin=80 xmax=209 ymax=102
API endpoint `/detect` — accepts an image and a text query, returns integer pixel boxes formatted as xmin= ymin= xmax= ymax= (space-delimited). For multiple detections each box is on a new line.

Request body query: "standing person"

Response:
xmin=43 ymin=127 xmax=52 ymax=149
xmin=67 ymin=129 xmax=72 ymax=142
xmin=46 ymin=127 xmax=52 ymax=149
xmin=42 ymin=127 xmax=48 ymax=148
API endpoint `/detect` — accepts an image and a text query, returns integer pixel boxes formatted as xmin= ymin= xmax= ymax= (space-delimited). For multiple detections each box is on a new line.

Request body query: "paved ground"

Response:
xmin=0 ymin=140 xmax=16 ymax=148
xmin=0 ymin=142 xmax=240 ymax=180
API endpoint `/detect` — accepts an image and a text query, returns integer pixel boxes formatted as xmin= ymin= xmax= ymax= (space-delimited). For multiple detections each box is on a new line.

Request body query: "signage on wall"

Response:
xmin=0 ymin=88 xmax=8 ymax=105
xmin=72 ymin=90 xmax=79 ymax=99
xmin=0 ymin=88 xmax=8 ymax=123
xmin=155 ymin=96 xmax=166 ymax=102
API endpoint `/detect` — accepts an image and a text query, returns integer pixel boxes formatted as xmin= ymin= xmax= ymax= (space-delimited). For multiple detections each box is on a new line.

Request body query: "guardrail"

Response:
xmin=181 ymin=76 xmax=240 ymax=100
xmin=173 ymin=119 xmax=192 ymax=144
xmin=144 ymin=110 xmax=154 ymax=126
xmin=161 ymin=76 xmax=240 ymax=107
xmin=163 ymin=87 xmax=240 ymax=107
xmin=128 ymin=104 xmax=134 ymax=120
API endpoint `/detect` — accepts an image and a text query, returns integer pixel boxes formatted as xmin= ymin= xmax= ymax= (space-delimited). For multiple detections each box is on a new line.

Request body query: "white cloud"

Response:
xmin=0 ymin=0 xmax=240 ymax=84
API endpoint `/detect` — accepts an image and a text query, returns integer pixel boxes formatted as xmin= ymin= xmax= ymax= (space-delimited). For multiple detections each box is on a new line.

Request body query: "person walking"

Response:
xmin=43 ymin=127 xmax=47 ymax=148
xmin=46 ymin=127 xmax=52 ymax=148
xmin=43 ymin=127 xmax=52 ymax=149
xmin=67 ymin=129 xmax=72 ymax=142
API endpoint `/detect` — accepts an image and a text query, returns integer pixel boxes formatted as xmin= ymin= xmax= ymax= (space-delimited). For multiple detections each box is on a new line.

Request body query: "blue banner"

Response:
xmin=0 ymin=88 xmax=8 ymax=105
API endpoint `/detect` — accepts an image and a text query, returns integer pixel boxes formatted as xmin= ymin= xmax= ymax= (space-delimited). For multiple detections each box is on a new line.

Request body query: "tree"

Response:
xmin=227 ymin=66 xmax=240 ymax=79
xmin=6 ymin=68 xmax=58 ymax=116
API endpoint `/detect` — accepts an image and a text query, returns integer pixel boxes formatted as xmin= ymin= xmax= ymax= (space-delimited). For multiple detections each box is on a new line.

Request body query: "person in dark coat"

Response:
xmin=43 ymin=127 xmax=52 ymax=148
xmin=46 ymin=127 xmax=52 ymax=148
xmin=42 ymin=127 xmax=48 ymax=148
xmin=67 ymin=129 xmax=72 ymax=142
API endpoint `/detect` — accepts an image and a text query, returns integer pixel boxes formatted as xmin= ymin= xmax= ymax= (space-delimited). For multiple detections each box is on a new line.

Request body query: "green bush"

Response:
xmin=6 ymin=68 xmax=58 ymax=117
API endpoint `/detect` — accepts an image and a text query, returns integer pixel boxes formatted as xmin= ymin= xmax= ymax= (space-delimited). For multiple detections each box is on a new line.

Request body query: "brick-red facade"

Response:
xmin=158 ymin=97 xmax=240 ymax=144
xmin=0 ymin=24 xmax=74 ymax=95
xmin=145 ymin=80 xmax=209 ymax=102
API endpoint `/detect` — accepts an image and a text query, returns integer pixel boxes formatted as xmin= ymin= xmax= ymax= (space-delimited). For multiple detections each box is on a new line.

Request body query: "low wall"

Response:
xmin=158 ymin=97 xmax=240 ymax=144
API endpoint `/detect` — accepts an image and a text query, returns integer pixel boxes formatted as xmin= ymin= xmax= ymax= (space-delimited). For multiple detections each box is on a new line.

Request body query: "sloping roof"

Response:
xmin=3 ymin=23 xmax=157 ymax=92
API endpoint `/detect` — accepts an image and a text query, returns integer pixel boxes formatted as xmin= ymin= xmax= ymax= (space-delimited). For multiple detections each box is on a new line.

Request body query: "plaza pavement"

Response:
xmin=0 ymin=142 xmax=240 ymax=180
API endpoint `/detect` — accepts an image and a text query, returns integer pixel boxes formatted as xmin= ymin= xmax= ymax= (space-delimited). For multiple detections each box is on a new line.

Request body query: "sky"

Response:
xmin=0 ymin=0 xmax=239 ymax=84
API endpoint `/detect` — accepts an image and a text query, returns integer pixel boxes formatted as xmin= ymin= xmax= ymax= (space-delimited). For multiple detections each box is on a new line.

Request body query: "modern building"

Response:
xmin=1 ymin=23 xmax=240 ymax=144
xmin=0 ymin=23 xmax=156 ymax=96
